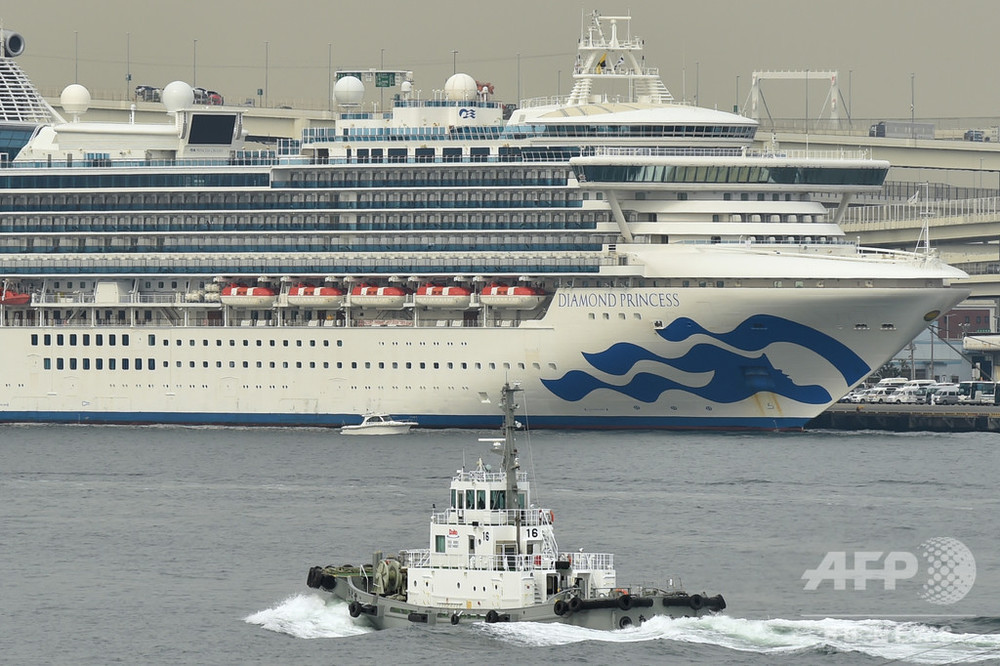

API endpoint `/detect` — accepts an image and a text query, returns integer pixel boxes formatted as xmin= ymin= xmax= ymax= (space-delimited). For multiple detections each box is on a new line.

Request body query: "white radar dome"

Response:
xmin=445 ymin=73 xmax=477 ymax=101
xmin=333 ymin=76 xmax=365 ymax=106
xmin=162 ymin=81 xmax=195 ymax=113
xmin=60 ymin=84 xmax=91 ymax=116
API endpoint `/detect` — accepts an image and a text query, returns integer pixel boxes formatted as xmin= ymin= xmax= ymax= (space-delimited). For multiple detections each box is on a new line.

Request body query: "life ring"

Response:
xmin=486 ymin=609 xmax=500 ymax=623
xmin=553 ymin=600 xmax=568 ymax=616
xmin=617 ymin=594 xmax=633 ymax=611
xmin=568 ymin=596 xmax=583 ymax=613
xmin=348 ymin=600 xmax=362 ymax=618
xmin=688 ymin=594 xmax=704 ymax=611
xmin=451 ymin=613 xmax=460 ymax=625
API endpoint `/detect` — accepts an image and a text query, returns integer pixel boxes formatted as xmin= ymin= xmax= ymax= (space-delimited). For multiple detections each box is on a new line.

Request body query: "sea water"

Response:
xmin=3 ymin=424 xmax=999 ymax=664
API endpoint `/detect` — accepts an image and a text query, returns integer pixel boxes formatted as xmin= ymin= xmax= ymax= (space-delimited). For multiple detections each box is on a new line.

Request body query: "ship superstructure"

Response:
xmin=0 ymin=12 xmax=968 ymax=429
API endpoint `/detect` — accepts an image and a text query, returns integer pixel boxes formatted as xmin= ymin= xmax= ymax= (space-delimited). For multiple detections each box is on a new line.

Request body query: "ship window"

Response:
xmin=95 ymin=359 xmax=102 ymax=370
xmin=83 ymin=359 xmax=90 ymax=370
xmin=490 ymin=490 xmax=505 ymax=510
xmin=31 ymin=334 xmax=38 ymax=346
xmin=451 ymin=489 xmax=457 ymax=507
xmin=148 ymin=335 xmax=155 ymax=346
xmin=57 ymin=334 xmax=64 ymax=345
xmin=69 ymin=358 xmax=77 ymax=370
xmin=109 ymin=359 xmax=115 ymax=370
xmin=122 ymin=359 xmax=129 ymax=370
xmin=477 ymin=490 xmax=486 ymax=509
xmin=44 ymin=334 xmax=51 ymax=345
xmin=466 ymin=489 xmax=475 ymax=508
xmin=435 ymin=535 xmax=446 ymax=553
xmin=56 ymin=358 xmax=63 ymax=370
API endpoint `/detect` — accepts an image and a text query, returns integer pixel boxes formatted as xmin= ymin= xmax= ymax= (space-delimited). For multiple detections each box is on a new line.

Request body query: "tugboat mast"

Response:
xmin=499 ymin=382 xmax=523 ymax=554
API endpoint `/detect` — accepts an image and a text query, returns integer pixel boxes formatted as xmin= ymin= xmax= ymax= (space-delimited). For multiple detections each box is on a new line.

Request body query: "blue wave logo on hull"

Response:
xmin=542 ymin=314 xmax=870 ymax=405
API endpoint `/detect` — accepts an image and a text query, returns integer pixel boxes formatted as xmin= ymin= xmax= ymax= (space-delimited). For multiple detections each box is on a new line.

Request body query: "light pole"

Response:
xmin=910 ymin=73 xmax=915 ymax=142
xmin=451 ymin=49 xmax=458 ymax=75
xmin=735 ymin=75 xmax=740 ymax=113
xmin=380 ymin=48 xmax=385 ymax=111
xmin=265 ymin=41 xmax=269 ymax=107
xmin=126 ymin=32 xmax=131 ymax=98
xmin=193 ymin=39 xmax=197 ymax=87
xmin=74 ymin=31 xmax=78 ymax=83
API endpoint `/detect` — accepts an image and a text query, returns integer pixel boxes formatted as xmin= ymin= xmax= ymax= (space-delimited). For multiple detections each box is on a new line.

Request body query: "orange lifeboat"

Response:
xmin=413 ymin=283 xmax=472 ymax=309
xmin=219 ymin=283 xmax=277 ymax=307
xmin=0 ymin=289 xmax=31 ymax=306
xmin=479 ymin=283 xmax=546 ymax=310
xmin=349 ymin=283 xmax=408 ymax=309
xmin=287 ymin=283 xmax=346 ymax=307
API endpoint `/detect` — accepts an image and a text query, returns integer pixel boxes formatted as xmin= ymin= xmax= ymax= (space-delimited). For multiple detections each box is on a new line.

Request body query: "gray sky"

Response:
xmin=3 ymin=0 xmax=999 ymax=119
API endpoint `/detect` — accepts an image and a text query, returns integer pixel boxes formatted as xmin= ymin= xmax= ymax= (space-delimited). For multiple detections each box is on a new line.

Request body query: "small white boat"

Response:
xmin=340 ymin=412 xmax=417 ymax=435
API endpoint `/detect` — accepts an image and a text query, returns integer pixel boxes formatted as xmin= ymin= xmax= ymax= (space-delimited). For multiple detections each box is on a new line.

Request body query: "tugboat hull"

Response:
xmin=307 ymin=567 xmax=725 ymax=630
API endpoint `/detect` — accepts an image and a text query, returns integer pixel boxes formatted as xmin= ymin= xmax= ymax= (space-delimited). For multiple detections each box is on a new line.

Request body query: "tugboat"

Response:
xmin=306 ymin=382 xmax=726 ymax=629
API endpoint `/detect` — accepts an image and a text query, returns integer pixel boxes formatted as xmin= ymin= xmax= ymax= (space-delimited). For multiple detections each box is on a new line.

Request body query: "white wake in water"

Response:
xmin=246 ymin=600 xmax=1000 ymax=663
xmin=244 ymin=594 xmax=371 ymax=639
xmin=483 ymin=615 xmax=1000 ymax=664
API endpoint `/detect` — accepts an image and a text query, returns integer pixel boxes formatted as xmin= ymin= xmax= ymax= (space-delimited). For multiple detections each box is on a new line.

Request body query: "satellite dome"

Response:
xmin=333 ymin=76 xmax=365 ymax=106
xmin=162 ymin=81 xmax=194 ymax=113
xmin=60 ymin=84 xmax=91 ymax=116
xmin=444 ymin=73 xmax=477 ymax=102
xmin=400 ymin=80 xmax=412 ymax=94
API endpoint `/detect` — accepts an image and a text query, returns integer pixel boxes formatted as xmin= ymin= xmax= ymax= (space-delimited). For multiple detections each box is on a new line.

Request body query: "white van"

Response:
xmin=860 ymin=386 xmax=897 ymax=403
xmin=929 ymin=385 xmax=959 ymax=405
xmin=888 ymin=385 xmax=929 ymax=404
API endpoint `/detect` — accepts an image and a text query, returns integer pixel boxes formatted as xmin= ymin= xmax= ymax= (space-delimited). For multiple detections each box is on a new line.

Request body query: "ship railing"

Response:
xmin=10 ymin=157 xmax=278 ymax=169
xmin=402 ymin=550 xmax=562 ymax=572
xmin=559 ymin=552 xmax=614 ymax=570
xmin=431 ymin=507 xmax=553 ymax=527
xmin=399 ymin=549 xmax=431 ymax=567
xmin=586 ymin=146 xmax=873 ymax=161
xmin=453 ymin=469 xmax=528 ymax=484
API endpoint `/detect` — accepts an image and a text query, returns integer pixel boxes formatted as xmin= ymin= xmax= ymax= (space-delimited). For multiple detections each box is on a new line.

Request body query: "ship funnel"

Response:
xmin=1 ymin=30 xmax=25 ymax=58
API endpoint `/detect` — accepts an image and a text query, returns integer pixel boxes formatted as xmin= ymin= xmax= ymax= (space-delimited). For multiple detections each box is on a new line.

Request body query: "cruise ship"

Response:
xmin=0 ymin=13 xmax=968 ymax=429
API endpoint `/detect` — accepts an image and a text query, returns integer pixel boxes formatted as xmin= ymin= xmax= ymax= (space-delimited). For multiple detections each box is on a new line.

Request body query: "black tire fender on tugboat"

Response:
xmin=568 ymin=596 xmax=583 ymax=613
xmin=689 ymin=594 xmax=704 ymax=611
xmin=617 ymin=594 xmax=633 ymax=611
xmin=450 ymin=613 xmax=460 ymax=625
xmin=306 ymin=566 xmax=321 ymax=588
xmin=348 ymin=600 xmax=362 ymax=618
xmin=486 ymin=610 xmax=500 ymax=623
xmin=553 ymin=600 xmax=568 ymax=616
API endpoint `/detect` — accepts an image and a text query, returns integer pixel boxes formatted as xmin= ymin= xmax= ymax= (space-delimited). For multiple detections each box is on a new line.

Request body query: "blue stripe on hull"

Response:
xmin=0 ymin=410 xmax=809 ymax=431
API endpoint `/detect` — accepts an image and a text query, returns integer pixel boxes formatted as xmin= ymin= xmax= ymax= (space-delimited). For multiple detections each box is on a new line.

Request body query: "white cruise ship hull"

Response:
xmin=0 ymin=284 xmax=962 ymax=429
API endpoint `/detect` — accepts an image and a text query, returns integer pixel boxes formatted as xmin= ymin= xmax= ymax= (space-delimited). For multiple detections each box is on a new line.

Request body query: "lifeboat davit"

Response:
xmin=219 ymin=284 xmax=277 ymax=307
xmin=479 ymin=283 xmax=547 ymax=310
xmin=0 ymin=289 xmax=31 ymax=306
xmin=287 ymin=283 xmax=346 ymax=307
xmin=413 ymin=283 xmax=472 ymax=309
xmin=349 ymin=284 xmax=408 ymax=309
